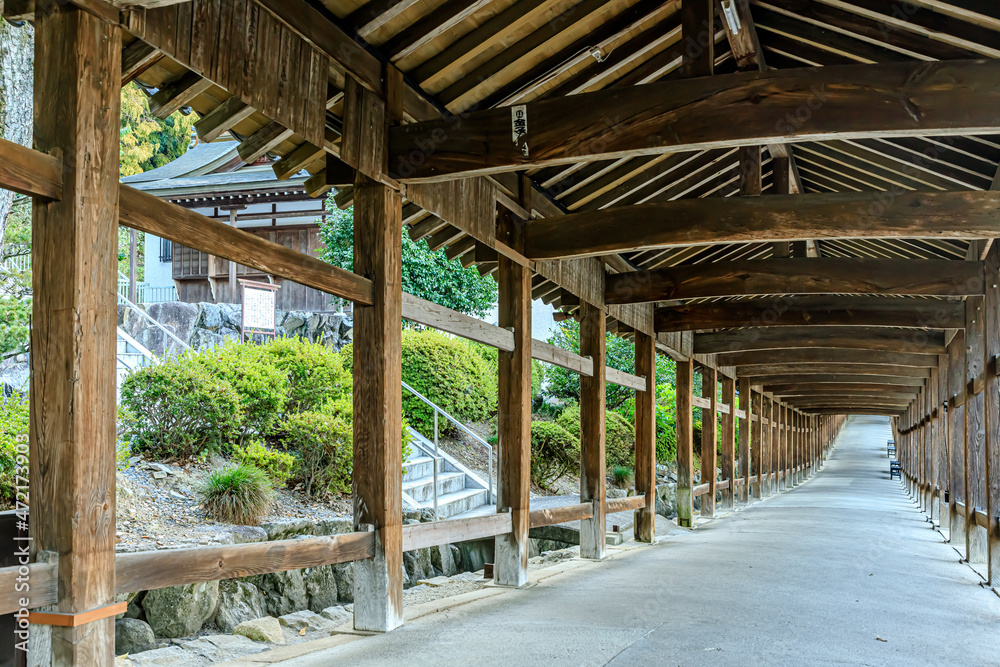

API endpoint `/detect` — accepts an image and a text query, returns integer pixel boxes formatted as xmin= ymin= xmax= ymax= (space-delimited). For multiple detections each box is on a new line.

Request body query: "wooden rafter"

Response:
xmin=694 ymin=327 xmax=946 ymax=354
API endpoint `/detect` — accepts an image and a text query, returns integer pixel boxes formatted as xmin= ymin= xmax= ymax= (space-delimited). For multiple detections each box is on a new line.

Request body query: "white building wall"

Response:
xmin=143 ymin=233 xmax=174 ymax=289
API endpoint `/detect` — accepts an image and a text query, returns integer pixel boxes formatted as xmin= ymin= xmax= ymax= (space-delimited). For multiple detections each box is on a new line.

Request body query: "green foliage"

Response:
xmin=120 ymin=83 xmax=194 ymax=177
xmin=189 ymin=342 xmax=289 ymax=440
xmin=0 ymin=395 xmax=29 ymax=508
xmin=556 ymin=404 xmax=636 ymax=468
xmin=201 ymin=464 xmax=274 ymax=525
xmin=259 ymin=337 xmax=351 ymax=413
xmin=529 ymin=421 xmax=579 ymax=489
xmin=120 ymin=362 xmax=242 ymax=459
xmin=399 ymin=330 xmax=497 ymax=437
xmin=280 ymin=405 xmax=353 ymax=498
xmin=233 ymin=441 xmax=295 ymax=487
xmin=542 ymin=320 xmax=677 ymax=410
xmin=611 ymin=465 xmax=634 ymax=488
xmin=0 ymin=296 xmax=29 ymax=356
xmin=318 ymin=202 xmax=497 ymax=317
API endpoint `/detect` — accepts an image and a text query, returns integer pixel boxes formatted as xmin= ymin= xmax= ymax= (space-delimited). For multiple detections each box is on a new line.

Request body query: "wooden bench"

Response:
xmin=890 ymin=460 xmax=902 ymax=480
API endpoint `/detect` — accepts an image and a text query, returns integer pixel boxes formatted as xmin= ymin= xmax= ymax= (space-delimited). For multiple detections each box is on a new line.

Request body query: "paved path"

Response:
xmin=280 ymin=415 xmax=1000 ymax=666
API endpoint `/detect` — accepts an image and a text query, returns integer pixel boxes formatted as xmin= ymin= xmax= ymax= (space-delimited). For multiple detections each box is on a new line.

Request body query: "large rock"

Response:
xmin=278 ymin=610 xmax=336 ymax=633
xmin=126 ymin=646 xmax=194 ymax=667
xmin=251 ymin=569 xmax=308 ymax=617
xmin=143 ymin=302 xmax=200 ymax=354
xmin=260 ymin=518 xmax=314 ymax=541
xmin=320 ymin=605 xmax=351 ymax=627
xmin=430 ymin=544 xmax=457 ymax=577
xmin=229 ymin=525 xmax=268 ymax=544
xmin=456 ymin=539 xmax=494 ymax=573
xmin=656 ymin=483 xmax=677 ymax=519
xmin=332 ymin=563 xmax=354 ymax=603
xmin=197 ymin=303 xmax=223 ymax=331
xmin=303 ymin=565 xmax=339 ymax=612
xmin=403 ymin=548 xmax=434 ymax=584
xmin=180 ymin=634 xmax=267 ymax=661
xmin=142 ymin=581 xmax=220 ymax=638
xmin=214 ymin=581 xmax=268 ymax=633
xmin=115 ymin=618 xmax=155 ymax=656
xmin=233 ymin=616 xmax=284 ymax=644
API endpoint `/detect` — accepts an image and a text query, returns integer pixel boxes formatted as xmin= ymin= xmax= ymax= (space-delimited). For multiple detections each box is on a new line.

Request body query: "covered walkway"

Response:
xmin=280 ymin=415 xmax=1000 ymax=666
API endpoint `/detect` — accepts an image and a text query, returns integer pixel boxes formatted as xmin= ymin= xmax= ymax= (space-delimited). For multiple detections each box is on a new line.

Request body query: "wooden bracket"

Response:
xmin=28 ymin=601 xmax=126 ymax=628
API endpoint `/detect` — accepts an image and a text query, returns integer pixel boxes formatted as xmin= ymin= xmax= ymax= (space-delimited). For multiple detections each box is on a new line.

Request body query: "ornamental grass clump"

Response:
xmin=201 ymin=463 xmax=273 ymax=525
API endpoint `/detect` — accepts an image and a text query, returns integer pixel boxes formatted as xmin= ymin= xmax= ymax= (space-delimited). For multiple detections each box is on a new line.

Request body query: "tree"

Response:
xmin=318 ymin=201 xmax=497 ymax=318
xmin=120 ymin=82 xmax=196 ymax=177
xmin=0 ymin=20 xmax=33 ymax=249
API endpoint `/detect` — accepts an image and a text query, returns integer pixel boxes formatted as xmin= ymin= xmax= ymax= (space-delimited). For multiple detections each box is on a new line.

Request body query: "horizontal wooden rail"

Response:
xmin=717 ymin=402 xmax=731 ymax=414
xmin=693 ymin=483 xmax=711 ymax=497
xmin=116 ymin=531 xmax=375 ymax=594
xmin=402 ymin=513 xmax=511 ymax=552
xmin=692 ymin=396 xmax=711 ymax=410
xmin=973 ymin=508 xmax=990 ymax=530
xmin=528 ymin=502 xmax=593 ymax=528
xmin=532 ymin=339 xmax=592 ymax=376
xmin=403 ymin=294 xmax=515 ymax=351
xmin=717 ymin=479 xmax=730 ymax=491
xmin=0 ymin=561 xmax=57 ymax=615
xmin=606 ymin=495 xmax=647 ymax=514
xmin=0 ymin=137 xmax=61 ymax=200
xmin=606 ymin=367 xmax=647 ymax=391
xmin=735 ymin=409 xmax=747 ymax=419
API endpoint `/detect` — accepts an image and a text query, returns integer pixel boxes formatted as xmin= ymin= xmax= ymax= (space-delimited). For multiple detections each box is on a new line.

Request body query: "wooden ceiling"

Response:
xmin=112 ymin=0 xmax=1000 ymax=415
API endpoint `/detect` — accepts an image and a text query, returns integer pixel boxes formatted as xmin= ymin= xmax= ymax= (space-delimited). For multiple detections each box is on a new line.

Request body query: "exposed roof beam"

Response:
xmin=655 ymin=296 xmax=964 ymax=332
xmin=717 ymin=348 xmax=939 ymax=367
xmin=694 ymin=326 xmax=946 ymax=354
xmin=605 ymin=258 xmax=983 ymax=304
xmin=387 ymin=59 xmax=1000 ymax=181
xmin=749 ymin=374 xmax=925 ymax=386
xmin=525 ymin=189 xmax=1000 ymax=260
xmin=736 ymin=364 xmax=932 ymax=378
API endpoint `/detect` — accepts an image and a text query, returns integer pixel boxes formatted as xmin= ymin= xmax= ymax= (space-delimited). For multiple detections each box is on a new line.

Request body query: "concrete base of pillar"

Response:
xmin=967 ymin=523 xmax=988 ymax=564
xmin=494 ymin=530 xmax=529 ymax=587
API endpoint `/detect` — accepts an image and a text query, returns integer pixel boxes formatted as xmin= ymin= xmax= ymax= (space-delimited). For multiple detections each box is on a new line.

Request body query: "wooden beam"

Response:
xmin=701 ymin=366 xmax=718 ymax=517
xmin=762 ymin=382 xmax=923 ymax=393
xmin=753 ymin=375 xmax=926 ymax=387
xmin=716 ymin=348 xmax=940 ymax=368
xmin=677 ymin=357 xmax=695 ymax=525
xmin=694 ymin=327 xmax=946 ymax=355
xmin=527 ymin=190 xmax=1000 ymax=260
xmin=148 ymin=71 xmax=212 ymax=119
xmin=737 ymin=378 xmax=751 ymax=504
xmin=195 ymin=96 xmax=255 ymax=143
xmin=580 ymin=301 xmax=607 ymax=558
xmin=983 ymin=243 xmax=1000 ymax=586
xmin=655 ymin=296 xmax=965 ymax=332
xmin=31 ymin=5 xmax=120 ymax=664
xmin=387 ymin=59 xmax=1000 ymax=181
xmin=528 ymin=502 xmax=592 ymax=529
xmin=119 ymin=186 xmax=374 ymax=304
xmin=403 ymin=293 xmax=514 ymax=351
xmin=634 ymin=331 xmax=656 ymax=542
xmin=238 ymin=121 xmax=295 ymax=164
xmin=351 ymin=146 xmax=404 ymax=632
xmin=121 ymin=40 xmax=162 ymax=85
xmin=401 ymin=514 xmax=511 ymax=552
xmin=721 ymin=375 xmax=736 ymax=509
xmin=0 ymin=136 xmax=62 ymax=200
xmin=607 ymin=259 xmax=984 ymax=305
xmin=965 ymin=293 xmax=989 ymax=563
xmin=681 ymin=0 xmax=715 ymax=78
xmin=737 ymin=364 xmax=932 ymax=379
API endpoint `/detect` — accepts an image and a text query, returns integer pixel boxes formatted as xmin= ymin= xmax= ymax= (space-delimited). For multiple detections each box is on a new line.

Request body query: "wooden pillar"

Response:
xmin=31 ymin=4 xmax=121 ymax=664
xmin=737 ymin=378 xmax=751 ymax=504
xmin=701 ymin=367 xmax=718 ymax=517
xmin=765 ymin=398 xmax=775 ymax=496
xmin=495 ymin=243 xmax=532 ymax=585
xmin=984 ymin=244 xmax=1000 ymax=587
xmin=948 ymin=331 xmax=967 ymax=547
xmin=677 ymin=358 xmax=695 ymax=526
xmin=751 ymin=389 xmax=763 ymax=500
xmin=634 ymin=332 xmax=656 ymax=542
xmin=720 ymin=376 xmax=736 ymax=510
xmin=966 ymin=295 xmax=988 ymax=563
xmin=579 ymin=302 xmax=607 ymax=557
xmin=939 ymin=353 xmax=951 ymax=539
xmin=681 ymin=0 xmax=715 ymax=78
xmin=779 ymin=404 xmax=787 ymax=491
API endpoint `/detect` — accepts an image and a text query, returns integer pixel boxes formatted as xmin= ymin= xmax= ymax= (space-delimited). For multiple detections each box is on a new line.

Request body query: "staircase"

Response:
xmin=402 ymin=427 xmax=494 ymax=519
xmin=116 ymin=327 xmax=157 ymax=399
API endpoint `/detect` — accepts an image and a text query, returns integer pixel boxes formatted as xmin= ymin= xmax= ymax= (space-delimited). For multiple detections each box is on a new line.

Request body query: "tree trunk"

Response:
xmin=0 ymin=18 xmax=33 ymax=247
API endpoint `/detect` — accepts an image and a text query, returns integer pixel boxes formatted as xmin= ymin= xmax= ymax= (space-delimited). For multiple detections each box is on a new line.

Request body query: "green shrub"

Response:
xmin=260 ymin=337 xmax=351 ymax=413
xmin=201 ymin=464 xmax=273 ymax=525
xmin=398 ymin=330 xmax=497 ymax=437
xmin=530 ymin=421 xmax=579 ymax=489
xmin=120 ymin=362 xmax=242 ymax=459
xmin=556 ymin=405 xmax=635 ymax=468
xmin=280 ymin=406 xmax=353 ymax=498
xmin=233 ymin=441 xmax=295 ymax=486
xmin=0 ymin=395 xmax=29 ymax=508
xmin=611 ymin=465 xmax=634 ymax=487
xmin=189 ymin=343 xmax=289 ymax=440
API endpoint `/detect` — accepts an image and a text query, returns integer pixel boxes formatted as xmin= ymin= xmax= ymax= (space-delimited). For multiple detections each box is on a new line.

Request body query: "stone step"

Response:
xmin=402 ymin=472 xmax=467 ymax=502
xmin=403 ymin=456 xmax=446 ymax=482
xmin=418 ymin=488 xmax=489 ymax=519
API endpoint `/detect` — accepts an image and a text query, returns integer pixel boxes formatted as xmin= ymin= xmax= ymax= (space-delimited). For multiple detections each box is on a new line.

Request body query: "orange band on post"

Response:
xmin=28 ymin=602 xmax=127 ymax=628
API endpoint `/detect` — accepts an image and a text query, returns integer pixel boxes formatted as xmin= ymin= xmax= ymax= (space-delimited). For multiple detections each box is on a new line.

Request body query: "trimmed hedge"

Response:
xmin=556 ymin=404 xmax=635 ymax=468
xmin=530 ymin=421 xmax=579 ymax=489
xmin=260 ymin=337 xmax=351 ymax=413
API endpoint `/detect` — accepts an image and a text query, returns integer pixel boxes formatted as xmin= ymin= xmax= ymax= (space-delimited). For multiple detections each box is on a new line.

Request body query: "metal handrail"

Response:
xmin=117 ymin=288 xmax=191 ymax=352
xmin=401 ymin=380 xmax=493 ymax=518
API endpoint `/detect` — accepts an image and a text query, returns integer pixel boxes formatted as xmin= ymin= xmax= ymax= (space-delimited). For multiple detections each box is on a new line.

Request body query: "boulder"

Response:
xmin=277 ymin=610 xmax=336 ymax=633
xmin=403 ymin=548 xmax=434 ymax=584
xmin=315 ymin=517 xmax=353 ymax=536
xmin=303 ymin=565 xmax=339 ymax=612
xmin=219 ymin=303 xmax=242 ymax=330
xmin=180 ymin=634 xmax=267 ymax=661
xmin=456 ymin=539 xmax=494 ymax=573
xmin=142 ymin=581 xmax=219 ymax=638
xmin=449 ymin=544 xmax=463 ymax=572
xmin=125 ymin=646 xmax=194 ymax=666
xmin=197 ymin=303 xmax=223 ymax=331
xmin=430 ymin=544 xmax=457 ymax=577
xmin=229 ymin=525 xmax=268 ymax=544
xmin=320 ymin=605 xmax=351 ymax=627
xmin=260 ymin=518 xmax=314 ymax=541
xmin=251 ymin=569 xmax=308 ymax=617
xmin=233 ymin=616 xmax=284 ymax=644
xmin=145 ymin=302 xmax=200 ymax=353
xmin=656 ymin=483 xmax=677 ymax=519
xmin=115 ymin=618 xmax=155 ymax=656
xmin=214 ymin=581 xmax=268 ymax=633
xmin=607 ymin=488 xmax=627 ymax=499
xmin=332 ymin=562 xmax=354 ymax=603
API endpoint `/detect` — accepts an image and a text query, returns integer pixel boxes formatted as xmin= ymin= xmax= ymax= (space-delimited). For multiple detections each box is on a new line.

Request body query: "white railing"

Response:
xmin=117 ymin=271 xmax=178 ymax=305
xmin=2 ymin=254 xmax=29 ymax=273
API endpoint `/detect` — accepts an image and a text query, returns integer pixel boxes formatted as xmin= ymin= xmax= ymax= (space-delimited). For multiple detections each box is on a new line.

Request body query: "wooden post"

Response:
xmin=966 ymin=295 xmax=988 ymax=563
xmin=701 ymin=366 xmax=718 ymax=517
xmin=31 ymin=4 xmax=121 ymax=664
xmin=984 ymin=244 xmax=1000 ymax=588
xmin=949 ymin=331 xmax=966 ymax=547
xmin=634 ymin=332 xmax=657 ymax=542
xmin=778 ymin=403 xmax=786 ymax=491
xmin=495 ymin=230 xmax=532 ymax=584
xmin=751 ymin=389 xmax=763 ymax=500
xmin=737 ymin=378 xmax=751 ymax=504
xmin=681 ymin=0 xmax=715 ymax=78
xmin=937 ymin=355 xmax=949 ymax=533
xmin=720 ymin=376 xmax=736 ymax=510
xmin=677 ymin=358 xmax=695 ymax=526
xmin=765 ymin=398 xmax=775 ymax=496
xmin=579 ymin=301 xmax=607 ymax=557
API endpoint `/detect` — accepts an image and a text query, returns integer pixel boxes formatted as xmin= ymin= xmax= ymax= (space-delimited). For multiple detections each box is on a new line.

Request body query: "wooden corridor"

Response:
xmin=3 ymin=1 xmax=1000 ymax=664
xmin=232 ymin=416 xmax=1000 ymax=666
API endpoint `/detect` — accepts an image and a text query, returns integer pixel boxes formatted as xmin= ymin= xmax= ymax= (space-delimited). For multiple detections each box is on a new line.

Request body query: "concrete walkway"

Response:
xmin=273 ymin=415 xmax=1000 ymax=666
